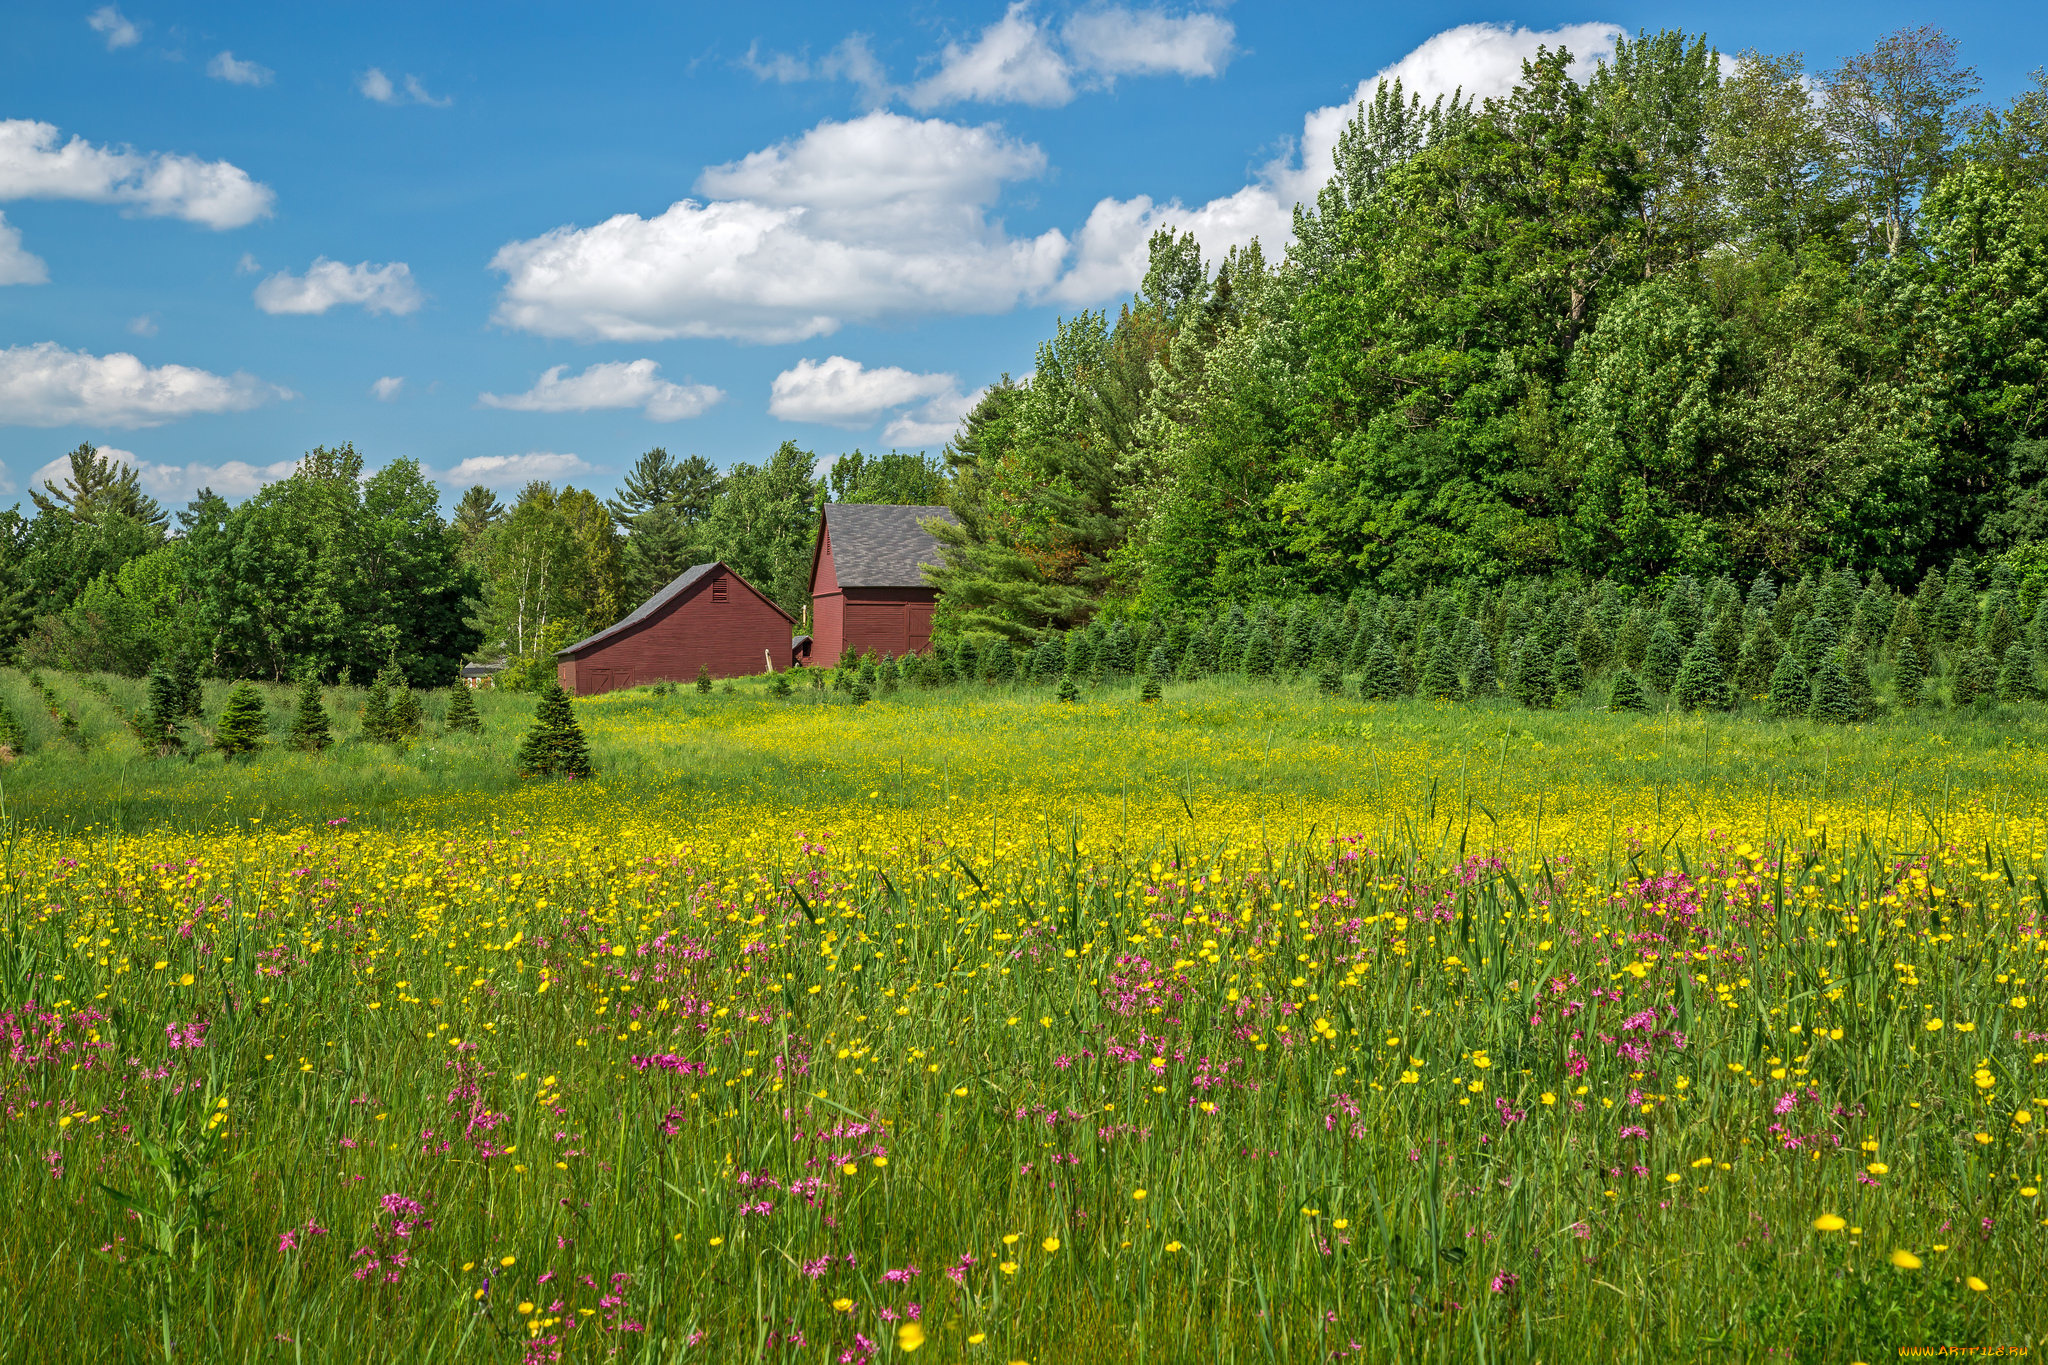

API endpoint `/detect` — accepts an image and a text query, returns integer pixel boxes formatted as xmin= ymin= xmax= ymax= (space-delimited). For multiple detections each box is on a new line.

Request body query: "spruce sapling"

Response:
xmin=287 ymin=673 xmax=333 ymax=751
xmin=214 ymin=682 xmax=268 ymax=759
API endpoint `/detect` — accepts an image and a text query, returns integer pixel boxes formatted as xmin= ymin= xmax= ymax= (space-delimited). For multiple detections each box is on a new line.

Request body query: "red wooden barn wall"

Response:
xmin=809 ymin=524 xmax=939 ymax=663
xmin=556 ymin=568 xmax=790 ymax=695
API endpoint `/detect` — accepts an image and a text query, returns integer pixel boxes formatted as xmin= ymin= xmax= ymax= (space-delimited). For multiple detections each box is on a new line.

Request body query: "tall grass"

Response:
xmin=0 ymin=667 xmax=2041 ymax=1361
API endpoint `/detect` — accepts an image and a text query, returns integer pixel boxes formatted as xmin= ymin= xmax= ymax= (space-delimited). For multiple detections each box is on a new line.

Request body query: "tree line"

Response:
xmin=928 ymin=26 xmax=2048 ymax=637
xmin=0 ymin=442 xmax=945 ymax=686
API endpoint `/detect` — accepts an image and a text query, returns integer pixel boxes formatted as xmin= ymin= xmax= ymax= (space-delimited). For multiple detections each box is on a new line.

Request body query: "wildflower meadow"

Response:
xmin=1 ymin=669 xmax=2044 ymax=1362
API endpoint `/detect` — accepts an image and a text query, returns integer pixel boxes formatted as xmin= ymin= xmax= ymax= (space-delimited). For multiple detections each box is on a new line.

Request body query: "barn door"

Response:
xmin=907 ymin=603 xmax=935 ymax=653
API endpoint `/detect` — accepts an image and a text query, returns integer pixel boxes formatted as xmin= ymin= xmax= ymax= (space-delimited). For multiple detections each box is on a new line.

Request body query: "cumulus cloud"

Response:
xmin=0 ymin=119 xmax=275 ymax=229
xmin=127 ymin=314 xmax=157 ymax=336
xmin=0 ymin=211 xmax=48 ymax=285
xmin=883 ymin=385 xmax=985 ymax=448
xmin=491 ymin=111 xmax=1066 ymax=343
xmin=253 ymin=259 xmax=423 ymax=316
xmin=33 ymin=445 xmax=298 ymax=501
xmin=207 ymin=51 xmax=274 ymax=86
xmin=768 ymin=356 xmax=957 ymax=426
xmin=908 ymin=4 xmax=1075 ymax=109
xmin=87 ymin=5 xmax=139 ymax=50
xmin=743 ymin=34 xmax=893 ymax=105
xmin=479 ymin=359 xmax=722 ymax=422
xmin=359 ymin=68 xmax=452 ymax=107
xmin=1061 ymin=8 xmax=1235 ymax=79
xmin=371 ymin=375 xmax=405 ymax=401
xmin=439 ymin=452 xmax=595 ymax=488
xmin=0 ymin=341 xmax=285 ymax=428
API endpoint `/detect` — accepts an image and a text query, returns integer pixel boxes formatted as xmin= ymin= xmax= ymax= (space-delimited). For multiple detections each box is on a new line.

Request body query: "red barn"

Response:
xmin=809 ymin=504 xmax=956 ymax=664
xmin=555 ymin=561 xmax=793 ymax=695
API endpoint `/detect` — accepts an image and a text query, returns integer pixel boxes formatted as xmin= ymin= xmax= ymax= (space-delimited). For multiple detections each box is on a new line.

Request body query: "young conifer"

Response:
xmin=1551 ymin=638 xmax=1584 ymax=698
xmin=1316 ymin=659 xmax=1344 ymax=696
xmin=444 ymin=682 xmax=482 ymax=734
xmin=1642 ymin=620 xmax=1683 ymax=695
xmin=769 ymin=670 xmax=794 ymax=698
xmin=1242 ymin=625 xmax=1278 ymax=679
xmin=1514 ymin=641 xmax=1555 ymax=709
xmin=1421 ymin=640 xmax=1461 ymax=700
xmin=288 ymin=673 xmax=334 ymax=751
xmin=1672 ymin=638 xmax=1731 ymax=712
xmin=361 ymin=676 xmax=393 ymax=743
xmin=1997 ymin=645 xmax=2041 ymax=702
xmin=516 ymin=678 xmax=594 ymax=778
xmin=139 ymin=664 xmax=186 ymax=757
xmin=1735 ymin=625 xmax=1780 ymax=697
xmin=1465 ymin=635 xmax=1498 ymax=697
xmin=391 ymin=682 xmax=423 ymax=738
xmin=1357 ymin=635 xmax=1402 ymax=701
xmin=214 ymin=682 xmax=268 ymax=758
xmin=1140 ymin=673 xmax=1163 ymax=703
xmin=696 ymin=663 xmax=713 ymax=694
xmin=0 ymin=700 xmax=23 ymax=758
xmin=1607 ymin=668 xmax=1651 ymax=713
xmin=1952 ymin=645 xmax=1998 ymax=707
xmin=171 ymin=651 xmax=203 ymax=718
xmin=1764 ymin=652 xmax=1810 ymax=719
xmin=1056 ymin=674 xmax=1079 ymax=703
xmin=1807 ymin=650 xmax=1858 ymax=724
xmin=1892 ymin=635 xmax=1929 ymax=707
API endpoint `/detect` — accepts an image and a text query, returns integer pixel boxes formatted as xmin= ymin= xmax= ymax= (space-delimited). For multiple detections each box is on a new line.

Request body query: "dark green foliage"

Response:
xmin=391 ymin=684 xmax=422 ymax=738
xmin=1422 ymin=639 xmax=1462 ymax=700
xmin=1514 ymin=641 xmax=1555 ymax=710
xmin=1764 ymin=652 xmax=1811 ymax=720
xmin=1241 ymin=625 xmax=1277 ymax=679
xmin=1140 ymin=673 xmax=1163 ymax=703
xmin=1797 ymin=615 xmax=1843 ymax=674
xmin=1807 ymin=650 xmax=1860 ymax=724
xmin=1952 ymin=645 xmax=1998 ymax=707
xmin=287 ymin=674 xmax=333 ymax=752
xmin=1056 ymin=674 xmax=1079 ymax=703
xmin=852 ymin=680 xmax=872 ymax=705
xmin=443 ymin=683 xmax=482 ymax=735
xmin=1147 ymin=647 xmax=1172 ymax=682
xmin=1735 ymin=625 xmax=1781 ymax=698
xmin=696 ymin=664 xmax=712 ymax=694
xmin=1357 ymin=636 xmax=1403 ymax=701
xmin=769 ymin=670 xmax=794 ymax=698
xmin=1984 ymin=602 xmax=2020 ymax=661
xmin=982 ymin=637 xmax=1015 ymax=683
xmin=1551 ymin=638 xmax=1584 ymax=697
xmin=1997 ymin=646 xmax=2041 ymax=702
xmin=1466 ymin=635 xmax=1498 ymax=697
xmin=1615 ymin=611 xmax=1650 ymax=670
xmin=1672 ymin=638 xmax=1731 ymax=712
xmin=0 ymin=700 xmax=22 ymax=756
xmin=1892 ymin=636 xmax=1930 ymax=708
xmin=1574 ymin=616 xmax=1610 ymax=675
xmin=361 ymin=677 xmax=393 ymax=744
xmin=1316 ymin=659 xmax=1344 ymax=696
xmin=171 ymin=651 xmax=203 ymax=718
xmin=515 ymin=679 xmax=594 ymax=779
xmin=1643 ymin=620 xmax=1683 ymax=695
xmin=1607 ymin=669 xmax=1651 ymax=713
xmin=1707 ymin=609 xmax=1743 ymax=677
xmin=138 ymin=664 xmax=185 ymax=756
xmin=214 ymin=682 xmax=268 ymax=758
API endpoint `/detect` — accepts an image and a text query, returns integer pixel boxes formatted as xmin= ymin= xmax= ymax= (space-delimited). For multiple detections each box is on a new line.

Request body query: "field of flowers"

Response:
xmin=2 ymin=675 xmax=2044 ymax=1362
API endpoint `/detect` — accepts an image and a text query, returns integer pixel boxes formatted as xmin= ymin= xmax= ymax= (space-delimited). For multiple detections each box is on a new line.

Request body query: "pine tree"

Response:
xmin=1985 ymin=602 xmax=2020 ymax=662
xmin=1056 ymin=674 xmax=1079 ymax=703
xmin=769 ymin=670 xmax=793 ymax=698
xmin=1734 ymin=625 xmax=1780 ymax=697
xmin=1357 ymin=635 xmax=1403 ymax=701
xmin=852 ymin=679 xmax=872 ymax=705
xmin=443 ymin=683 xmax=482 ymax=735
xmin=1707 ymin=608 xmax=1743 ymax=677
xmin=1574 ymin=617 xmax=1611 ymax=675
xmin=1745 ymin=572 xmax=1778 ymax=618
xmin=171 ymin=651 xmax=203 ymax=718
xmin=1892 ymin=635 xmax=1930 ymax=708
xmin=1615 ymin=610 xmax=1651 ymax=670
xmin=391 ymin=684 xmax=423 ymax=738
xmin=1317 ymin=659 xmax=1344 ymax=696
xmin=1466 ymin=635 xmax=1498 ymax=697
xmin=1242 ymin=625 xmax=1277 ymax=680
xmin=1672 ymin=638 xmax=1731 ymax=712
xmin=1551 ymin=638 xmax=1584 ymax=698
xmin=1642 ymin=619 xmax=1683 ymax=695
xmin=287 ymin=673 xmax=333 ymax=751
xmin=1422 ymin=639 xmax=1462 ymax=700
xmin=1952 ymin=645 xmax=1998 ymax=707
xmin=1997 ymin=645 xmax=2042 ymax=702
xmin=1176 ymin=639 xmax=1204 ymax=681
xmin=1764 ymin=652 xmax=1810 ymax=720
xmin=214 ymin=682 xmax=268 ymax=759
xmin=696 ymin=664 xmax=712 ymax=694
xmin=1140 ymin=673 xmax=1163 ymax=703
xmin=983 ymin=637 xmax=1016 ymax=683
xmin=138 ymin=664 xmax=186 ymax=757
xmin=516 ymin=679 xmax=595 ymax=778
xmin=1807 ymin=650 xmax=1858 ymax=724
xmin=1514 ymin=641 xmax=1554 ymax=709
xmin=1797 ymin=615 xmax=1842 ymax=675
xmin=1607 ymin=669 xmax=1651 ymax=713
xmin=361 ymin=676 xmax=393 ymax=744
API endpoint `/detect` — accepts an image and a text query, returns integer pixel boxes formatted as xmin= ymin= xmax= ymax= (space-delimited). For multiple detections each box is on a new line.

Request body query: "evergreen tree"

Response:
xmin=1707 ymin=608 xmax=1743 ymax=677
xmin=361 ymin=676 xmax=393 ymax=744
xmin=1574 ymin=616 xmax=1611 ymax=675
xmin=443 ymin=683 xmax=482 ymax=735
xmin=696 ymin=663 xmax=712 ymax=694
xmin=769 ymin=670 xmax=793 ymax=698
xmin=1140 ymin=673 xmax=1163 ymax=703
xmin=1764 ymin=652 xmax=1810 ymax=720
xmin=852 ymin=678 xmax=872 ymax=705
xmin=1552 ymin=637 xmax=1584 ymax=698
xmin=1672 ymin=637 xmax=1731 ymax=711
xmin=515 ymin=678 xmax=595 ymax=778
xmin=1735 ymin=624 xmax=1781 ymax=697
xmin=1147 ymin=646 xmax=1172 ymax=682
xmin=1807 ymin=650 xmax=1858 ymax=724
xmin=1242 ymin=625 xmax=1277 ymax=679
xmin=1358 ymin=635 xmax=1403 ymax=701
xmin=1985 ymin=602 xmax=2020 ymax=662
xmin=1615 ymin=610 xmax=1651 ymax=670
xmin=1843 ymin=648 xmax=1878 ymax=721
xmin=1065 ymin=628 xmax=1094 ymax=679
xmin=1952 ymin=645 xmax=1998 ymax=706
xmin=982 ymin=636 xmax=1015 ymax=683
xmin=1422 ymin=639 xmax=1463 ymax=700
xmin=391 ymin=683 xmax=423 ymax=738
xmin=1607 ymin=668 xmax=1651 ymax=713
xmin=139 ymin=664 xmax=185 ymax=756
xmin=1997 ymin=645 xmax=2041 ymax=702
xmin=1056 ymin=674 xmax=1079 ymax=703
xmin=172 ymin=650 xmax=203 ymax=718
xmin=287 ymin=673 xmax=333 ymax=751
xmin=1103 ymin=623 xmax=1137 ymax=677
xmin=1514 ymin=640 xmax=1555 ymax=709
xmin=1797 ymin=615 xmax=1842 ymax=674
xmin=0 ymin=700 xmax=23 ymax=757
xmin=1317 ymin=659 xmax=1344 ymax=696
xmin=1892 ymin=636 xmax=1930 ymax=708
xmin=1176 ymin=638 xmax=1204 ymax=681
xmin=880 ymin=656 xmax=901 ymax=694
xmin=1745 ymin=572 xmax=1777 ymax=618
xmin=214 ymin=682 xmax=268 ymax=758
xmin=1642 ymin=619 xmax=1684 ymax=695
xmin=1466 ymin=635 xmax=1499 ymax=697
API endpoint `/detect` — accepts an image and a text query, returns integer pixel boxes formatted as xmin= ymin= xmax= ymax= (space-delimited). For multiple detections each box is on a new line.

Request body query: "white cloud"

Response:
xmin=253 ymin=258 xmax=423 ymax=316
xmin=235 ymin=251 xmax=260 ymax=274
xmin=0 ymin=211 xmax=48 ymax=285
xmin=743 ymin=35 xmax=892 ymax=106
xmin=207 ymin=51 xmax=274 ymax=86
xmin=0 ymin=119 xmax=274 ymax=229
xmin=883 ymin=384 xmax=985 ymax=448
xmin=769 ymin=356 xmax=957 ymax=426
xmin=33 ymin=445 xmax=297 ymax=501
xmin=491 ymin=111 xmax=1066 ymax=343
xmin=439 ymin=452 xmax=595 ymax=488
xmin=1062 ymin=8 xmax=1234 ymax=79
xmin=371 ymin=375 xmax=405 ymax=401
xmin=359 ymin=68 xmax=451 ymax=107
xmin=0 ymin=341 xmax=285 ymax=428
xmin=87 ymin=5 xmax=139 ymax=50
xmin=908 ymin=4 xmax=1074 ymax=110
xmin=479 ymin=359 xmax=723 ymax=422
xmin=127 ymin=313 xmax=157 ymax=336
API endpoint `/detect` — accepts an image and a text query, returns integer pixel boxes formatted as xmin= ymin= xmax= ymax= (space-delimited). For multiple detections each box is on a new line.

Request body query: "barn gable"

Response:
xmin=555 ymin=561 xmax=794 ymax=694
xmin=808 ymin=505 xmax=957 ymax=664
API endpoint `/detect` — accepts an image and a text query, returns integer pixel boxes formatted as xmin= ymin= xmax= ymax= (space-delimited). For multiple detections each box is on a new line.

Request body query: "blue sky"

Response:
xmin=2 ymin=1 xmax=2043 ymax=513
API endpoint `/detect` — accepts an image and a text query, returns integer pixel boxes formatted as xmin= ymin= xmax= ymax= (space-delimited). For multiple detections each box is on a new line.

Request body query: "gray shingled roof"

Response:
xmin=556 ymin=562 xmax=798 ymax=657
xmin=822 ymin=504 xmax=957 ymax=589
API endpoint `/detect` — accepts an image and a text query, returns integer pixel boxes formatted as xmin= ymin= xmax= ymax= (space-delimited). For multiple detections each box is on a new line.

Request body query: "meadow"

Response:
xmin=1 ymin=666 xmax=2044 ymax=1363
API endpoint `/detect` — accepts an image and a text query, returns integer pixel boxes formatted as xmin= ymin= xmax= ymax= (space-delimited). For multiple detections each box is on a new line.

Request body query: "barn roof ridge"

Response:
xmin=820 ymin=503 xmax=958 ymax=589
xmin=557 ymin=561 xmax=791 ymax=658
